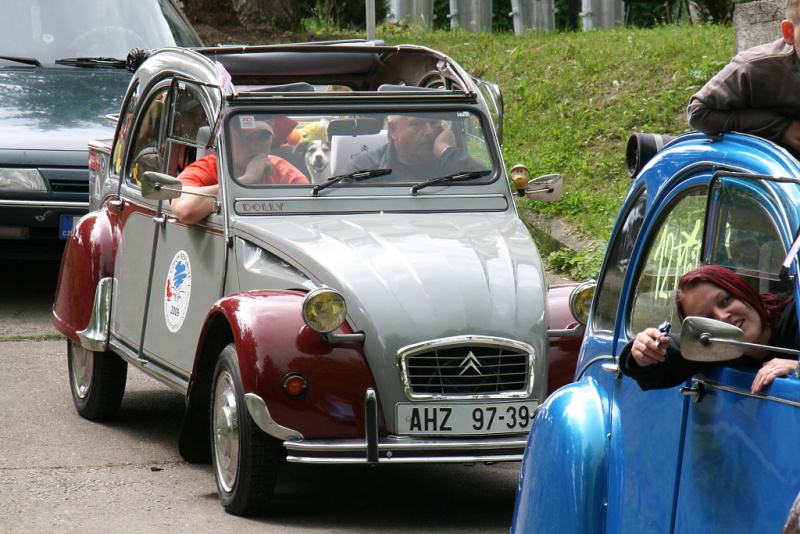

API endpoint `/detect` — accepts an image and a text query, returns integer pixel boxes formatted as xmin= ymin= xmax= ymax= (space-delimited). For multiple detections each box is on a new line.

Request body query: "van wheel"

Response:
xmin=211 ymin=344 xmax=279 ymax=515
xmin=67 ymin=339 xmax=127 ymax=420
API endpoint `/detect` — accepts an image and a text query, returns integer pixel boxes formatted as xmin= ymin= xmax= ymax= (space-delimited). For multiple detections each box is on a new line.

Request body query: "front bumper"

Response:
xmin=283 ymin=435 xmax=528 ymax=464
xmin=248 ymin=388 xmax=528 ymax=465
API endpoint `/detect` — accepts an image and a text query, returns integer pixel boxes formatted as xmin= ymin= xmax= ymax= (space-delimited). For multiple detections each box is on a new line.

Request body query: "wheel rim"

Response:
xmin=70 ymin=343 xmax=93 ymax=400
xmin=213 ymin=370 xmax=240 ymax=493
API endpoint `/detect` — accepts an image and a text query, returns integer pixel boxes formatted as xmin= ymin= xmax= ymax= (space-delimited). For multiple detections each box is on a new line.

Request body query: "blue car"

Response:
xmin=0 ymin=0 xmax=201 ymax=259
xmin=511 ymin=131 xmax=800 ymax=533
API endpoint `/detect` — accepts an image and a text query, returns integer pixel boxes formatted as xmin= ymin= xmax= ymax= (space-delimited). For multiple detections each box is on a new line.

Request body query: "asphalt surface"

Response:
xmin=0 ymin=259 xmax=528 ymax=533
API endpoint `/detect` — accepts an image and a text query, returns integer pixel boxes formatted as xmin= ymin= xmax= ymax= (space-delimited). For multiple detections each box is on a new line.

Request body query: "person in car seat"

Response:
xmin=172 ymin=117 xmax=307 ymax=224
xmin=345 ymin=115 xmax=486 ymax=182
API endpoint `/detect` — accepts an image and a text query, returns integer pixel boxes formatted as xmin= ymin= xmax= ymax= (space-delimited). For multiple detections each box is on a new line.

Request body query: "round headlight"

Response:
xmin=302 ymin=287 xmax=347 ymax=333
xmin=569 ymin=280 xmax=596 ymax=326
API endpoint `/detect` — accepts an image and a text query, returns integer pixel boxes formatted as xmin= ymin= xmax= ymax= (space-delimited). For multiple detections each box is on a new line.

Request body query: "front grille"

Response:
xmin=398 ymin=336 xmax=534 ymax=398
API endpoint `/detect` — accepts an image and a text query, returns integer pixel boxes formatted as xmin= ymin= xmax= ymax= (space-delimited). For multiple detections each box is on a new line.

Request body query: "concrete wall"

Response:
xmin=733 ymin=0 xmax=785 ymax=51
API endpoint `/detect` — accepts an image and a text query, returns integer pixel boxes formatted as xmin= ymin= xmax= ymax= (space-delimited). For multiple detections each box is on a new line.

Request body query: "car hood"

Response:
xmin=0 ymin=67 xmax=130 ymax=153
xmin=234 ymin=211 xmax=549 ymax=398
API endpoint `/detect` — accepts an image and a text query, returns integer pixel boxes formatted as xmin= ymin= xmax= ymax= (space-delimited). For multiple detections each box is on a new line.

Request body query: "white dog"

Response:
xmin=303 ymin=140 xmax=332 ymax=183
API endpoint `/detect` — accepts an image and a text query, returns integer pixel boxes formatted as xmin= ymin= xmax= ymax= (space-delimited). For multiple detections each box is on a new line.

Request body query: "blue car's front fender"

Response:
xmin=511 ymin=377 xmax=609 ymax=533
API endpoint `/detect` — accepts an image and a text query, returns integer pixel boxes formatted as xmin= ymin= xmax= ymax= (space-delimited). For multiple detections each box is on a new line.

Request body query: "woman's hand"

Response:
xmin=751 ymin=358 xmax=797 ymax=393
xmin=630 ymin=328 xmax=671 ymax=367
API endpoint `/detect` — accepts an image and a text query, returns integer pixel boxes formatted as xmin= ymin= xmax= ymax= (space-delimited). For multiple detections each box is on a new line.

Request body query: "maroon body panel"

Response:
xmin=52 ymin=204 xmax=120 ymax=341
xmin=546 ymin=283 xmax=583 ymax=395
xmin=206 ymin=290 xmax=384 ymax=439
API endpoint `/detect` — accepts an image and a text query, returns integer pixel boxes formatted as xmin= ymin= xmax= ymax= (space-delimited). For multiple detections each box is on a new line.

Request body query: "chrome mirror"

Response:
xmin=142 ymin=171 xmax=182 ymax=201
xmin=681 ymin=316 xmax=744 ymax=362
xmin=526 ymin=173 xmax=563 ymax=202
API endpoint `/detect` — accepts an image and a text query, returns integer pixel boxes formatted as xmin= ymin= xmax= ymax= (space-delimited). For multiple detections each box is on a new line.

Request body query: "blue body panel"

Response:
xmin=511 ymin=132 xmax=800 ymax=533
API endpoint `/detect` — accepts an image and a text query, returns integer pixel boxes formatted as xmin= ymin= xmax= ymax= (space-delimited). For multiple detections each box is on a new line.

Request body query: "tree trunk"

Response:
xmin=182 ymin=0 xmax=238 ymax=26
xmin=237 ymin=0 xmax=302 ymax=29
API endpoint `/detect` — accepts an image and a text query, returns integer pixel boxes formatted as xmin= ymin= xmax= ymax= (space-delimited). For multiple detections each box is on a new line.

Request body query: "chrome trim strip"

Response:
xmin=693 ymin=378 xmax=800 ymax=408
xmin=0 ymin=199 xmax=88 ymax=208
xmin=244 ymin=393 xmax=304 ymax=441
xmin=283 ymin=436 xmax=527 ymax=464
xmin=77 ymin=277 xmax=112 ymax=352
xmin=396 ymin=335 xmax=536 ymax=401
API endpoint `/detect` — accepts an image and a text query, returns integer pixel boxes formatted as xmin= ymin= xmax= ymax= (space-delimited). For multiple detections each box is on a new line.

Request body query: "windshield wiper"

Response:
xmin=0 ymin=55 xmax=41 ymax=67
xmin=312 ymin=168 xmax=392 ymax=196
xmin=410 ymin=169 xmax=492 ymax=195
xmin=55 ymin=57 xmax=126 ymax=69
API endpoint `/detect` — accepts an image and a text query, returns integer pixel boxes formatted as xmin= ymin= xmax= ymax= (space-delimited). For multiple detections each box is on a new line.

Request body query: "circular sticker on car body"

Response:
xmin=165 ymin=250 xmax=192 ymax=332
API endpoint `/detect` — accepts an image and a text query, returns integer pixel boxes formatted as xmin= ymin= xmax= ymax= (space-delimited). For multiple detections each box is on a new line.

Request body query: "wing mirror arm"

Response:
xmin=682 ymin=316 xmax=800 ymax=370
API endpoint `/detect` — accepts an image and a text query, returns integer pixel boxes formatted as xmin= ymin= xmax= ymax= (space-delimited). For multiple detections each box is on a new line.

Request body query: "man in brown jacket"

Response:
xmin=687 ymin=0 xmax=800 ymax=155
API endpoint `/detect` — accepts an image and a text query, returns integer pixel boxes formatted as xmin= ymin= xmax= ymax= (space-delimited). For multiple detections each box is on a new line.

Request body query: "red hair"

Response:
xmin=676 ymin=265 xmax=791 ymax=328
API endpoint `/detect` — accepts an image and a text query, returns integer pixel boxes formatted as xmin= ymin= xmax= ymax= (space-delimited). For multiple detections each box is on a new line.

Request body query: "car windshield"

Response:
xmin=223 ymin=110 xmax=496 ymax=188
xmin=0 ymin=0 xmax=200 ymax=65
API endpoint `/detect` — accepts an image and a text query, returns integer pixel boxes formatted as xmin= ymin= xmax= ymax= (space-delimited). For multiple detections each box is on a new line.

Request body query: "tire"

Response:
xmin=67 ymin=339 xmax=127 ymax=421
xmin=211 ymin=343 xmax=280 ymax=515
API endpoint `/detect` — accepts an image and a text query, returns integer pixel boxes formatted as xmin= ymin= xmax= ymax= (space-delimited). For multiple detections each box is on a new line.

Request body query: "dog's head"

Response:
xmin=304 ymin=140 xmax=331 ymax=173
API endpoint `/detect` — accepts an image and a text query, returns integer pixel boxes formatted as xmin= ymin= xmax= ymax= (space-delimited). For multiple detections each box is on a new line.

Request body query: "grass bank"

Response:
xmin=379 ymin=24 xmax=736 ymax=278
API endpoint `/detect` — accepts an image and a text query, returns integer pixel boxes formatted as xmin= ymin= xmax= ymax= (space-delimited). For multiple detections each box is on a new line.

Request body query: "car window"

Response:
xmin=165 ymin=85 xmax=211 ymax=176
xmin=708 ymin=180 xmax=786 ymax=291
xmin=127 ymin=88 xmax=169 ymax=188
xmin=592 ymin=187 xmax=647 ymax=333
xmin=223 ymin=110 xmax=497 ymax=187
xmin=629 ymin=186 xmax=707 ymax=335
xmin=2 ymin=0 xmax=200 ymax=65
xmin=112 ymin=81 xmax=140 ymax=177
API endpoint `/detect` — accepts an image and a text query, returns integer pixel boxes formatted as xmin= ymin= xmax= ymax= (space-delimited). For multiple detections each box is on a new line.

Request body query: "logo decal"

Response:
xmin=165 ymin=250 xmax=192 ymax=332
xmin=458 ymin=351 xmax=483 ymax=376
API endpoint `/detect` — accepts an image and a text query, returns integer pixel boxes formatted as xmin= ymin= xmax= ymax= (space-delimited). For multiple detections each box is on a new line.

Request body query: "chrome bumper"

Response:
xmin=283 ymin=435 xmax=528 ymax=464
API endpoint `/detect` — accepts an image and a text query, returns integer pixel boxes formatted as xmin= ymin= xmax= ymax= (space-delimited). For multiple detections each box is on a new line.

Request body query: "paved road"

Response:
xmin=0 ymin=260 xmax=524 ymax=533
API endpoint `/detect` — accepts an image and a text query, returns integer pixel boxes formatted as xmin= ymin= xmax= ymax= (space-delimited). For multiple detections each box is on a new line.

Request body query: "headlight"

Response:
xmin=302 ymin=287 xmax=347 ymax=333
xmin=569 ymin=280 xmax=596 ymax=326
xmin=0 ymin=169 xmax=48 ymax=192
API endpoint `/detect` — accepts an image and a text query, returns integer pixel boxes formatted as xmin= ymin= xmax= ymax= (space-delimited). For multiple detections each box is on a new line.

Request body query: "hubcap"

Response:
xmin=213 ymin=370 xmax=240 ymax=493
xmin=70 ymin=343 xmax=93 ymax=399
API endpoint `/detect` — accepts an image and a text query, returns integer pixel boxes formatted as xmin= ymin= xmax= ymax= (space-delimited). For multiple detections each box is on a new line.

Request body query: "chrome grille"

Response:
xmin=398 ymin=336 xmax=534 ymax=399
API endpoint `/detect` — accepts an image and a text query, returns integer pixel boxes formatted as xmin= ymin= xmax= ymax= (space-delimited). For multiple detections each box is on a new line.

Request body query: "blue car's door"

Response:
xmin=670 ymin=174 xmax=800 ymax=532
xmin=604 ymin=179 xmax=710 ymax=532
xmin=674 ymin=366 xmax=800 ymax=532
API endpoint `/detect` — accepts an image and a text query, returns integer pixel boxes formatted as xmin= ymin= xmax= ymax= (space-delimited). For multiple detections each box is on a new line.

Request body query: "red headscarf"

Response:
xmin=676 ymin=265 xmax=791 ymax=328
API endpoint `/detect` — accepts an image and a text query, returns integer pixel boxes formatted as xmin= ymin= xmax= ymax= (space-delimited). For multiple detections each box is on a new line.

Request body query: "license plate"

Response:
xmin=60 ymin=215 xmax=80 ymax=239
xmin=396 ymin=401 xmax=538 ymax=436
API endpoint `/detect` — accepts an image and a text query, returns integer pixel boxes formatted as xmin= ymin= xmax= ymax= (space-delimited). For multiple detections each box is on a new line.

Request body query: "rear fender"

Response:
xmin=186 ymin=290 xmax=380 ymax=443
xmin=51 ymin=208 xmax=119 ymax=342
xmin=511 ymin=377 xmax=609 ymax=533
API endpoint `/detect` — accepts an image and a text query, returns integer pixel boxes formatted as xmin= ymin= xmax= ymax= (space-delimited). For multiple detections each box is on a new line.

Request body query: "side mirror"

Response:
xmin=681 ymin=316 xmax=745 ymax=362
xmin=142 ymin=171 xmax=182 ymax=201
xmin=526 ymin=173 xmax=563 ymax=202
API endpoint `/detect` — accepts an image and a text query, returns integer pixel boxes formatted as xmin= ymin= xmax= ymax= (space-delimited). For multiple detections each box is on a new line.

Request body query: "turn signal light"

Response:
xmin=282 ymin=374 xmax=308 ymax=398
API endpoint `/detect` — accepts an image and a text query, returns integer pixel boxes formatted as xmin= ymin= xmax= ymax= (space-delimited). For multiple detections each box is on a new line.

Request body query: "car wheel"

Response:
xmin=67 ymin=339 xmax=127 ymax=421
xmin=211 ymin=343 xmax=280 ymax=515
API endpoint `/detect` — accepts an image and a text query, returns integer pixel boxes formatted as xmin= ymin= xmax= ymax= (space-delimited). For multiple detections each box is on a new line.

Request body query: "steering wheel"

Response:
xmin=67 ymin=26 xmax=146 ymax=57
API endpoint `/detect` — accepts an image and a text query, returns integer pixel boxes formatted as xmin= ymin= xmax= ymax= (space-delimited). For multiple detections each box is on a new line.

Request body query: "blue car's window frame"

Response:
xmin=591 ymin=185 xmax=647 ymax=334
xmin=628 ymin=184 xmax=708 ymax=336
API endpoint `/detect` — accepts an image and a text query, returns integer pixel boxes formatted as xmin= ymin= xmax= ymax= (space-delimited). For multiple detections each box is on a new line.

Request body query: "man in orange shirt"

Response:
xmin=172 ymin=118 xmax=307 ymax=224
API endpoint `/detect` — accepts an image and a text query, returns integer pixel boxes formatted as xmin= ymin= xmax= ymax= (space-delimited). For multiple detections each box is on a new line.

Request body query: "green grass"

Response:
xmin=379 ymin=24 xmax=736 ymax=278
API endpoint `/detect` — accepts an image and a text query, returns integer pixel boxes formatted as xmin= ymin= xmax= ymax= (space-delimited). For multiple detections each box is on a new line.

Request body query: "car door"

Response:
xmin=603 ymin=177 xmax=709 ymax=532
xmin=672 ymin=174 xmax=800 ymax=533
xmin=111 ymin=79 xmax=223 ymax=381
